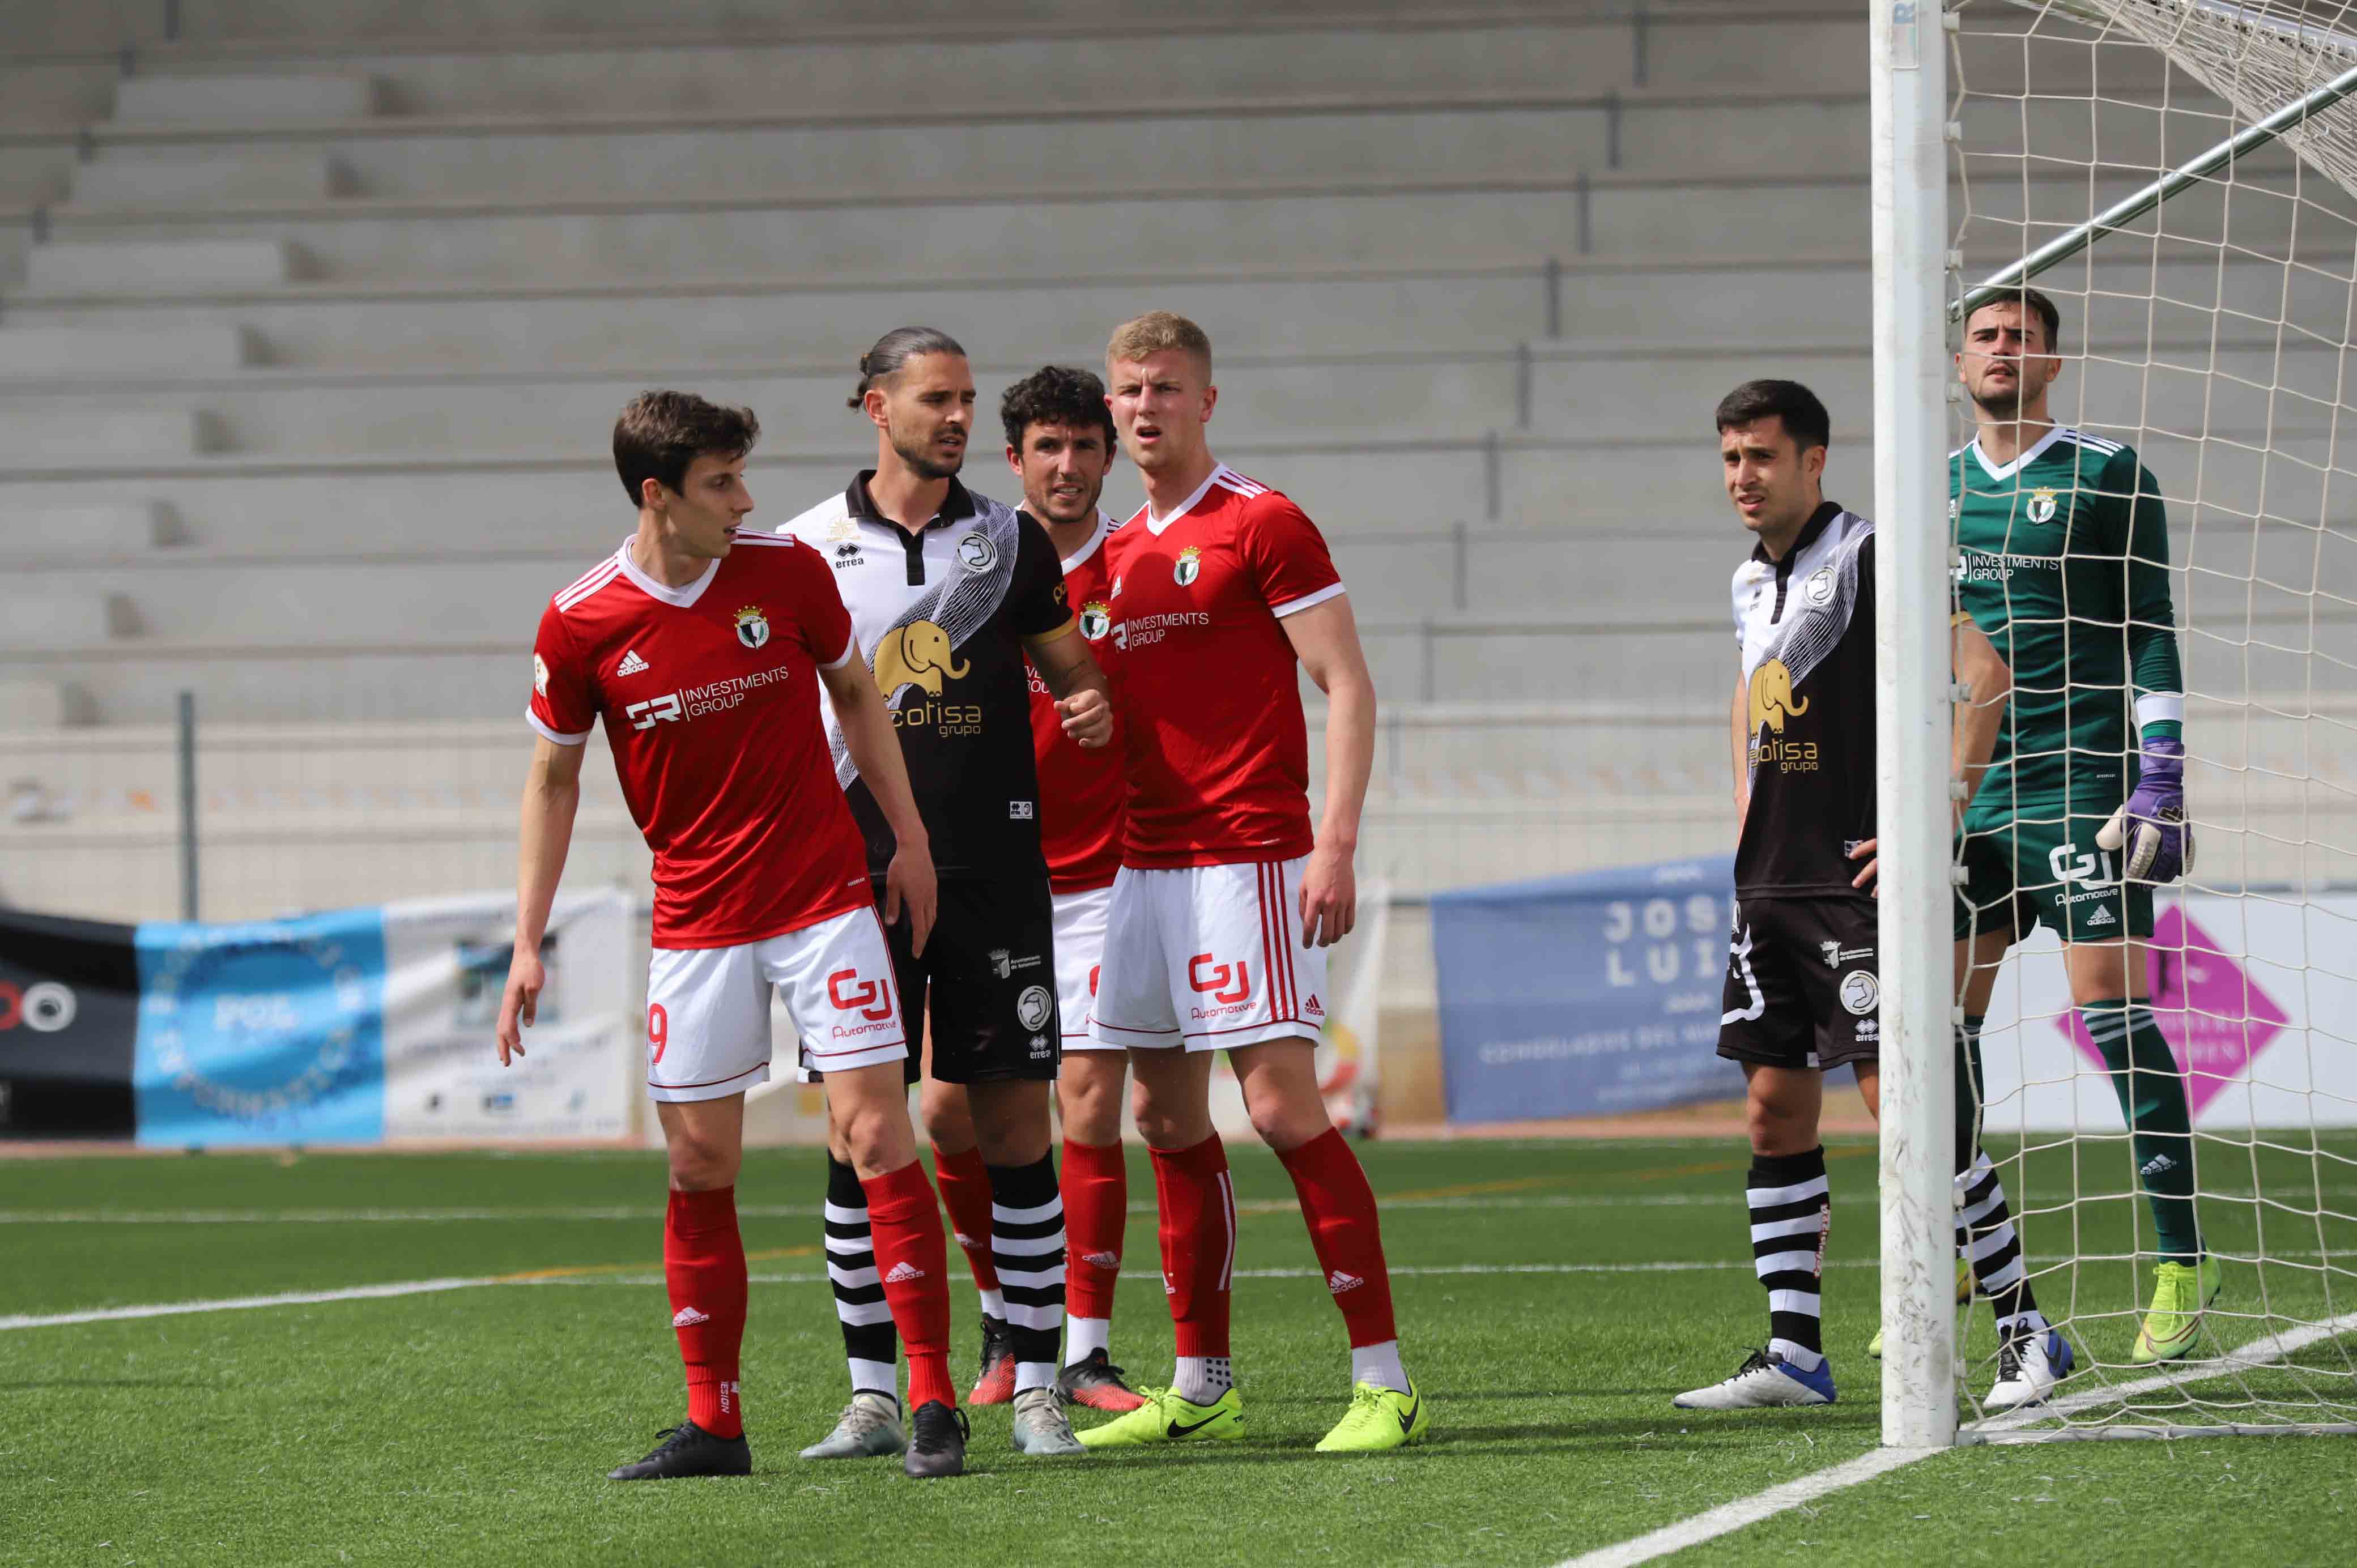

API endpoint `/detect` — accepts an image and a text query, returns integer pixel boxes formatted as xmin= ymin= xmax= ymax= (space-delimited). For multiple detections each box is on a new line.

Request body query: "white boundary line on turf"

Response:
xmin=1968 ymin=1307 xmax=2357 ymax=1438
xmin=1556 ymin=1309 xmax=2357 ymax=1566
xmin=7 ymin=1188 xmax=2349 ymax=1224
xmin=0 ymin=1277 xmax=495 ymax=1331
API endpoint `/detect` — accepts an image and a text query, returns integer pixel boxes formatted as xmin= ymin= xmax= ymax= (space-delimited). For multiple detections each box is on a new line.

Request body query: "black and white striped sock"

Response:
xmin=1956 ymin=1152 xmax=2046 ymax=1341
xmin=987 ymin=1153 xmax=1066 ymax=1394
xmin=823 ymin=1155 xmax=898 ymax=1400
xmin=1747 ymin=1147 xmax=1830 ymax=1373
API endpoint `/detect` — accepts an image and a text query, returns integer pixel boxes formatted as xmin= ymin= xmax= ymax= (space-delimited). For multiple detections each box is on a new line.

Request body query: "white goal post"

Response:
xmin=1879 ymin=0 xmax=2357 ymax=1447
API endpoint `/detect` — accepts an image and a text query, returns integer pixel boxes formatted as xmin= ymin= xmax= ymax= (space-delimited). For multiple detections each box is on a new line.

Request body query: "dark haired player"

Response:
xmin=500 ymin=391 xmax=968 ymax=1478
xmin=781 ymin=330 xmax=1113 ymax=1463
xmin=1952 ymin=287 xmax=2213 ymax=1366
xmin=1675 ymin=381 xmax=2062 ymax=1412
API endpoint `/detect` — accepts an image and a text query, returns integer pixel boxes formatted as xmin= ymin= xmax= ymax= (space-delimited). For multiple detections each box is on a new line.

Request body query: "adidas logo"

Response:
xmin=884 ymin=1261 xmax=924 ymax=1284
xmin=1304 ymin=994 xmax=1324 ymax=1018
xmin=1327 ymin=1270 xmax=1364 ymax=1294
xmin=2086 ymin=905 xmax=2117 ymax=927
xmin=671 ymin=1306 xmax=709 ymax=1327
xmin=1083 ymin=1250 xmax=1120 ymax=1270
xmin=952 ymin=1231 xmax=978 ymax=1250
xmin=2141 ymin=1152 xmax=2179 ymax=1179
xmin=616 ymin=647 xmax=650 ymax=677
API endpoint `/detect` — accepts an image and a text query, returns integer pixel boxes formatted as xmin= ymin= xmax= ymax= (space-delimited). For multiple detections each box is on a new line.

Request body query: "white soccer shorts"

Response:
xmin=1088 ymin=856 xmax=1330 ymax=1053
xmin=644 ymin=905 xmax=907 ymax=1102
xmin=1053 ymin=882 xmax=1118 ymax=1053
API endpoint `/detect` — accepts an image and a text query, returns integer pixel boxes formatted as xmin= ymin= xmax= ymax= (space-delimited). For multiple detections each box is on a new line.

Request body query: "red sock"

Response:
xmin=1277 ymin=1128 xmax=1398 ymax=1348
xmin=1148 ymin=1133 xmax=1233 ymax=1358
xmin=664 ymin=1184 xmax=747 ymax=1438
xmin=1061 ymin=1137 xmax=1128 ymax=1323
xmin=931 ymin=1143 xmax=1001 ymax=1296
xmin=862 ymin=1159 xmax=956 ymax=1409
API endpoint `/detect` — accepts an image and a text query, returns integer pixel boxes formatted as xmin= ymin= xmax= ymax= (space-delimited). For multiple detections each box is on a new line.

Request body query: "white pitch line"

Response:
xmin=1969 ymin=1306 xmax=2357 ymax=1437
xmin=0 ymin=1276 xmax=495 ymax=1331
xmin=6 ymin=1188 xmax=2350 ymax=1224
xmin=1556 ymin=1447 xmax=1944 ymax=1568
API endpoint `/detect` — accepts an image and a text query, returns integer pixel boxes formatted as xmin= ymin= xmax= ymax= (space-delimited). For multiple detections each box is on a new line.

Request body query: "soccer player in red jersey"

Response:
xmin=497 ymin=391 xmax=970 ymax=1480
xmin=996 ymin=365 xmax=1147 ymax=1412
xmin=1075 ymin=313 xmax=1428 ymax=1452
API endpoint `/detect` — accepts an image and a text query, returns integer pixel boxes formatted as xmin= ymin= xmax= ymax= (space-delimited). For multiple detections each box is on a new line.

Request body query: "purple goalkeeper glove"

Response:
xmin=2098 ymin=735 xmax=2193 ymax=883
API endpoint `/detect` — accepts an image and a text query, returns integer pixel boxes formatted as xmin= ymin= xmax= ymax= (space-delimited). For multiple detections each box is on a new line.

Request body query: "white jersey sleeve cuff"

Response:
xmin=525 ymin=709 xmax=592 ymax=746
xmin=2135 ymin=692 xmax=2185 ymax=730
xmin=1270 ymin=581 xmax=1347 ymax=619
xmin=820 ymin=637 xmax=858 ymax=671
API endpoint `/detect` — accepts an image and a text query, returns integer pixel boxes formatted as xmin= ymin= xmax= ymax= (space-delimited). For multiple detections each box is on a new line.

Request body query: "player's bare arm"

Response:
xmin=1729 ymin=671 xmax=1751 ymax=824
xmin=1845 ymin=618 xmax=2011 ymax=895
xmin=1025 ymin=620 xmax=1113 ymax=748
xmin=820 ymin=653 xmax=938 ymax=956
xmin=498 ymin=734 xmax=585 ymax=1063
xmin=1282 ymin=593 xmax=1375 ymax=948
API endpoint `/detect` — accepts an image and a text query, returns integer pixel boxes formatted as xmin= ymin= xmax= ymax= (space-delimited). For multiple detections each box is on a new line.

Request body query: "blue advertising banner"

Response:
xmin=1431 ymin=855 xmax=1743 ymax=1123
xmin=133 ymin=907 xmax=389 ymax=1147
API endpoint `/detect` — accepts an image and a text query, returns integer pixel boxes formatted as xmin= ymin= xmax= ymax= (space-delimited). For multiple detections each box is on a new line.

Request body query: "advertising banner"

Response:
xmin=129 ymin=891 xmax=635 ymax=1148
xmin=0 ymin=909 xmax=142 ymax=1139
xmin=1431 ymin=856 xmax=1742 ymax=1123
xmin=1976 ymin=892 xmax=2357 ymax=1131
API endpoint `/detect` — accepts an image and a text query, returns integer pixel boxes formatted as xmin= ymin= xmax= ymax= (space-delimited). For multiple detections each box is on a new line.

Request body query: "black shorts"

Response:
xmin=1717 ymin=893 xmax=1881 ymax=1072
xmin=880 ymin=874 xmax=1062 ymax=1085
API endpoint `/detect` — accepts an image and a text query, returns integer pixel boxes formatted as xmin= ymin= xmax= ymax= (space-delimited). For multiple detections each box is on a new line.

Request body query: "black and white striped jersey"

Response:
xmin=1729 ymin=502 xmax=1878 ymax=897
xmin=779 ymin=472 xmax=1075 ymax=881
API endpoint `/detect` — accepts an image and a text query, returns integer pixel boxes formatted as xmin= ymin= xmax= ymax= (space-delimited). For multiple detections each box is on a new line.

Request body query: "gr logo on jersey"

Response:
xmin=734 ymin=604 xmax=770 ymax=649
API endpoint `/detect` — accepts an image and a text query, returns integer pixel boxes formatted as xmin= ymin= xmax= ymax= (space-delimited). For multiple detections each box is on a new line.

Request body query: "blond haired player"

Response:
xmin=1076 ymin=312 xmax=1426 ymax=1454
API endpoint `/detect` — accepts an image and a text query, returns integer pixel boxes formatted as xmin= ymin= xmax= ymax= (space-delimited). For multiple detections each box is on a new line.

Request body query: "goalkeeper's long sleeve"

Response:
xmin=2118 ymin=455 xmax=2184 ymax=743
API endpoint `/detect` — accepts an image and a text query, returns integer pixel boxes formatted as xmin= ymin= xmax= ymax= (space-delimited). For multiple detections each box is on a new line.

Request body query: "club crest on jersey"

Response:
xmin=1173 ymin=546 xmax=1203 ymax=586
xmin=734 ymin=604 xmax=770 ymax=649
xmin=2026 ymin=488 xmax=2059 ymax=524
xmin=1079 ymin=599 xmax=1112 ymax=641
xmin=956 ymin=531 xmax=999 ymax=573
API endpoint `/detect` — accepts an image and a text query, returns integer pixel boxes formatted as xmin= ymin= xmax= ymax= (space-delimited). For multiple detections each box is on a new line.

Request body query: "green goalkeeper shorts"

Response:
xmin=1952 ymin=807 xmax=2155 ymax=944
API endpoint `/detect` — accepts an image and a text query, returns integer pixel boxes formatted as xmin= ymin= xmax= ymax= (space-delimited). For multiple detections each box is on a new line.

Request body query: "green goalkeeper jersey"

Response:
xmin=1949 ymin=425 xmax=2184 ymax=821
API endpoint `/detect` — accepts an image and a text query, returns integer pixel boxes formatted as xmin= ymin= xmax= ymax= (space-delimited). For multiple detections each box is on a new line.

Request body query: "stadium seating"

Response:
xmin=1 ymin=0 xmax=2351 ymax=926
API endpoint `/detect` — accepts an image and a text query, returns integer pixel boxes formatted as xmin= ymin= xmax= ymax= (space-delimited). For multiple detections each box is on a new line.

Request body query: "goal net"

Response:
xmin=1946 ymin=0 xmax=2357 ymax=1439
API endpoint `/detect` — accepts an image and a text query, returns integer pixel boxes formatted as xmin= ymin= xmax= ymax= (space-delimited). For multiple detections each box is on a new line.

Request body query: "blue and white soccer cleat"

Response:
xmin=1671 ymin=1348 xmax=1836 ymax=1409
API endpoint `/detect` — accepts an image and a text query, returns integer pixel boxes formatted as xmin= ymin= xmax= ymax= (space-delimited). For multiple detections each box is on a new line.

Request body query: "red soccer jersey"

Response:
xmin=1103 ymin=466 xmax=1345 ymax=868
xmin=1025 ymin=513 xmax=1125 ymax=893
xmin=526 ymin=530 xmax=872 ymax=949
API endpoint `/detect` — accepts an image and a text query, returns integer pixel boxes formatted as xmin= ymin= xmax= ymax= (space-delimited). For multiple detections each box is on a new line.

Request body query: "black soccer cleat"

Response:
xmin=969 ymin=1313 xmax=1016 ymax=1404
xmin=903 ymin=1400 xmax=969 ymax=1478
xmin=1057 ymin=1347 xmax=1150 ymax=1413
xmin=606 ymin=1421 xmax=752 ymax=1481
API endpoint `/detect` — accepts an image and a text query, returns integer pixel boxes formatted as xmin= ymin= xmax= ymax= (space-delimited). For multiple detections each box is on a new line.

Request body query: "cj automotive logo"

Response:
xmin=1188 ymin=953 xmax=1249 ymax=1003
xmin=827 ymin=968 xmax=896 ymax=1041
xmin=0 ymin=979 xmax=76 ymax=1032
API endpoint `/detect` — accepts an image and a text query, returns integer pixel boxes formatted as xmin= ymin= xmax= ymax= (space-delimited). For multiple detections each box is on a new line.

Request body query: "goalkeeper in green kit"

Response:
xmin=1949 ymin=287 xmax=2216 ymax=1366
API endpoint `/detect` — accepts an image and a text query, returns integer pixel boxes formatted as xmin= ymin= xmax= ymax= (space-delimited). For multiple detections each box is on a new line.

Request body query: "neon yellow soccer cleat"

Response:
xmin=1073 ymin=1386 xmax=1243 ymax=1448
xmin=1867 ymin=1256 xmax=1976 ymax=1360
xmin=2131 ymin=1256 xmax=2224 ymax=1365
xmin=1315 ymin=1379 xmax=1429 ymax=1453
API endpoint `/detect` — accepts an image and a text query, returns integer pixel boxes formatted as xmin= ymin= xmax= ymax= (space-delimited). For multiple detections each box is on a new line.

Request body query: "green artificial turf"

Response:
xmin=3 ymin=1136 xmax=2351 ymax=1565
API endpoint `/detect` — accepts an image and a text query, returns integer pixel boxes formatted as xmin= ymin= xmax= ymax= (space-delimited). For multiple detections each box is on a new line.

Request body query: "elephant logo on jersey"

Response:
xmin=2026 ymin=487 xmax=2060 ymax=524
xmin=1747 ymin=658 xmax=1810 ymax=735
xmin=734 ymin=605 xmax=770 ymax=649
xmin=1079 ymin=599 xmax=1112 ymax=641
xmin=873 ymin=619 xmax=971 ymax=699
xmin=1173 ymin=546 xmax=1202 ymax=586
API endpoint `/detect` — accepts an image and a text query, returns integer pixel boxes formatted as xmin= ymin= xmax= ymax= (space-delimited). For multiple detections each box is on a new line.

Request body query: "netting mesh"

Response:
xmin=1948 ymin=0 xmax=2357 ymax=1437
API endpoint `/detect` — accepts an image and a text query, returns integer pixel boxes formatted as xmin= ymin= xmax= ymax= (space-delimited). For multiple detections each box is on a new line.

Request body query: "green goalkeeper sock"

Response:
xmin=2080 ymin=998 xmax=2202 ymax=1265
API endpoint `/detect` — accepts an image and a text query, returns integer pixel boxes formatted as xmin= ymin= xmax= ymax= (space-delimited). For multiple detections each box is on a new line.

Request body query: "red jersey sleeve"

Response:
xmin=789 ymin=542 xmax=859 ymax=668
xmin=526 ymin=598 xmax=597 ymax=744
xmin=1238 ymin=492 xmax=1345 ymax=617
